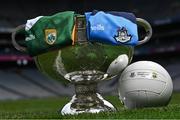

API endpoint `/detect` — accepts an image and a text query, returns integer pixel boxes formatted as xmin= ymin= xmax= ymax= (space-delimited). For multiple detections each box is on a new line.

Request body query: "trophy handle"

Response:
xmin=136 ymin=18 xmax=152 ymax=45
xmin=11 ymin=18 xmax=152 ymax=52
xmin=11 ymin=24 xmax=27 ymax=52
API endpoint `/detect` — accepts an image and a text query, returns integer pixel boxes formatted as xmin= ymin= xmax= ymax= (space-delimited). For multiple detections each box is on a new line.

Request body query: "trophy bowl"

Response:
xmin=34 ymin=43 xmax=134 ymax=115
xmin=12 ymin=14 xmax=152 ymax=115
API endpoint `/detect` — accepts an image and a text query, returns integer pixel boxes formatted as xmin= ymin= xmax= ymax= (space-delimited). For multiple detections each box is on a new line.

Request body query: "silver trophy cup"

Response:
xmin=12 ymin=15 xmax=152 ymax=115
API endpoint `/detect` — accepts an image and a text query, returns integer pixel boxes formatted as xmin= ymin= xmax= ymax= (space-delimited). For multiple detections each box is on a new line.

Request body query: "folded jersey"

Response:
xmin=85 ymin=11 xmax=139 ymax=46
xmin=25 ymin=11 xmax=75 ymax=56
xmin=23 ymin=11 xmax=139 ymax=56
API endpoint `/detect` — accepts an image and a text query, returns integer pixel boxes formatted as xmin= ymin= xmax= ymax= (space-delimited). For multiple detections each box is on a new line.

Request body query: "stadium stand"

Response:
xmin=0 ymin=88 xmax=21 ymax=100
xmin=19 ymin=69 xmax=74 ymax=96
xmin=166 ymin=63 xmax=180 ymax=91
xmin=0 ymin=69 xmax=55 ymax=98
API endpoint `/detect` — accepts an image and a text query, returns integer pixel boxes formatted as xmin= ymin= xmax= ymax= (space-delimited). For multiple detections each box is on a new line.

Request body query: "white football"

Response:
xmin=118 ymin=61 xmax=173 ymax=109
xmin=107 ymin=54 xmax=129 ymax=76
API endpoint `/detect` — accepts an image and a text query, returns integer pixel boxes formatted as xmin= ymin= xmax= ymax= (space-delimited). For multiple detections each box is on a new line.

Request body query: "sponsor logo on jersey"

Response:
xmin=25 ymin=34 xmax=35 ymax=41
xmin=91 ymin=24 xmax=105 ymax=31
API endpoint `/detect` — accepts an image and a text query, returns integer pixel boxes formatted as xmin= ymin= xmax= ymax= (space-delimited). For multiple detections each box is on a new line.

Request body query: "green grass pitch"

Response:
xmin=0 ymin=93 xmax=180 ymax=119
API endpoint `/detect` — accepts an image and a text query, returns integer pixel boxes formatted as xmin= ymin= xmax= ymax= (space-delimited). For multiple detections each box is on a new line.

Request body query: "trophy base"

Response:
xmin=61 ymin=93 xmax=116 ymax=115
xmin=60 ymin=71 xmax=116 ymax=115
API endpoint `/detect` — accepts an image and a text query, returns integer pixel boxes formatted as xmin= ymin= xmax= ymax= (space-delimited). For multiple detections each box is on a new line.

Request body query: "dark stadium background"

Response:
xmin=0 ymin=0 xmax=180 ymax=100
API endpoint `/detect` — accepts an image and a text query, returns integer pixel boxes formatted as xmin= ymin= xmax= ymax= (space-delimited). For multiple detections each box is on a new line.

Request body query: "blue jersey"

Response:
xmin=85 ymin=11 xmax=139 ymax=46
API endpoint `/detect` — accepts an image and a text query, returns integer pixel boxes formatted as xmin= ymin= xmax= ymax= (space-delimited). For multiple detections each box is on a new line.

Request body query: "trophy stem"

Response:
xmin=61 ymin=82 xmax=116 ymax=115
